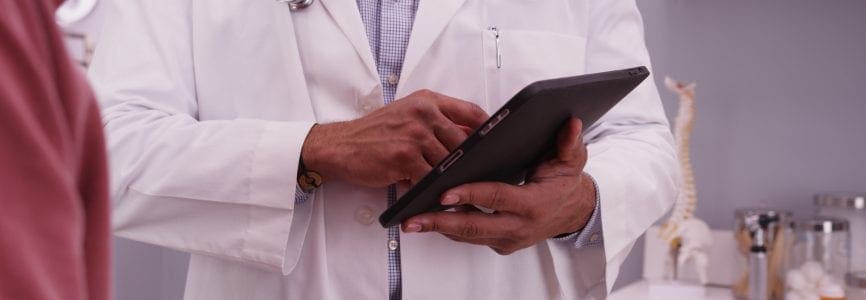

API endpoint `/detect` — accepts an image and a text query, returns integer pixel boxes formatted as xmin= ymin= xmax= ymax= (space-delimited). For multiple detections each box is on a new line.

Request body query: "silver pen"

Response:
xmin=488 ymin=26 xmax=501 ymax=69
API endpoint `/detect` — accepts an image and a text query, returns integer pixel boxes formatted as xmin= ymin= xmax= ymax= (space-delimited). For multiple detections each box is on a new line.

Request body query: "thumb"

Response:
xmin=556 ymin=118 xmax=583 ymax=162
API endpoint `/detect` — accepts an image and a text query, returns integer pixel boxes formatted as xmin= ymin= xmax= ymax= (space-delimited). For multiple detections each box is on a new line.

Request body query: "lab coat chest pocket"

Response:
xmin=482 ymin=30 xmax=587 ymax=109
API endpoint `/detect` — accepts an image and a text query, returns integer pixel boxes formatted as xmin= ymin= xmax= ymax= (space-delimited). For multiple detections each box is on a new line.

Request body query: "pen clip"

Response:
xmin=488 ymin=26 xmax=501 ymax=69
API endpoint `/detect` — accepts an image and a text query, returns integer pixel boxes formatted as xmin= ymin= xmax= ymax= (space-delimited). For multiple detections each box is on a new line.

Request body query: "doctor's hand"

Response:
xmin=301 ymin=89 xmax=488 ymax=188
xmin=401 ymin=118 xmax=597 ymax=255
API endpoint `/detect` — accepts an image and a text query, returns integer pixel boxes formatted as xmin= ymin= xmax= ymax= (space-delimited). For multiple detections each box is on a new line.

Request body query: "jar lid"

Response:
xmin=815 ymin=193 xmax=866 ymax=210
xmin=848 ymin=272 xmax=866 ymax=288
xmin=796 ymin=217 xmax=849 ymax=232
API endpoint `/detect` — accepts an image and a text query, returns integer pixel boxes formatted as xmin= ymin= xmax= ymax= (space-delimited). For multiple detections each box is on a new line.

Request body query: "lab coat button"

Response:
xmin=358 ymin=101 xmax=377 ymax=114
xmin=388 ymin=239 xmax=399 ymax=251
xmin=387 ymin=74 xmax=399 ymax=85
xmin=355 ymin=206 xmax=374 ymax=225
xmin=357 ymin=85 xmax=383 ymax=114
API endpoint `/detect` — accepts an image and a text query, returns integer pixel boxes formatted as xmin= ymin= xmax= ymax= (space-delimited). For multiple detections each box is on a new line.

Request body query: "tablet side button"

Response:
xmin=479 ymin=109 xmax=510 ymax=137
xmin=438 ymin=149 xmax=464 ymax=173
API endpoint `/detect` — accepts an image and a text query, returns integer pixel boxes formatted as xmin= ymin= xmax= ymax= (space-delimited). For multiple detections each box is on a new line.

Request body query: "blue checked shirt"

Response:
xmin=297 ymin=1 xmax=604 ymax=299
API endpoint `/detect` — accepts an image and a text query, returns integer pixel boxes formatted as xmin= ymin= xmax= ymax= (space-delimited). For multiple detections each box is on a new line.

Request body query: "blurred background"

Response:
xmin=59 ymin=0 xmax=866 ymax=299
xmin=617 ymin=0 xmax=866 ymax=292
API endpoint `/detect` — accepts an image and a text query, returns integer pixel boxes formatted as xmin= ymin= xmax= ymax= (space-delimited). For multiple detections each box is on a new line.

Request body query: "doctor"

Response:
xmin=90 ymin=0 xmax=677 ymax=299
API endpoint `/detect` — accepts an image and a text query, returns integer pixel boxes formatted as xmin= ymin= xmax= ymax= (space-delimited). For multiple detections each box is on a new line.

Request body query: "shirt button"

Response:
xmin=590 ymin=233 xmax=600 ymax=243
xmin=388 ymin=239 xmax=399 ymax=251
xmin=387 ymin=74 xmax=399 ymax=85
xmin=354 ymin=206 xmax=374 ymax=225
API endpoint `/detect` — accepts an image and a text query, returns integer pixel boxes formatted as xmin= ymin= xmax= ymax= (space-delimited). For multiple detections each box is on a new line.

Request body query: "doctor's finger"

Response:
xmin=441 ymin=182 xmax=527 ymax=213
xmin=403 ymin=210 xmax=515 ymax=239
xmin=394 ymin=153 xmax=433 ymax=185
xmin=555 ymin=118 xmax=585 ymax=163
xmin=441 ymin=233 xmax=503 ymax=247
xmin=421 ymin=137 xmax=451 ymax=167
xmin=432 ymin=94 xmax=489 ymax=129
xmin=431 ymin=114 xmax=469 ymax=150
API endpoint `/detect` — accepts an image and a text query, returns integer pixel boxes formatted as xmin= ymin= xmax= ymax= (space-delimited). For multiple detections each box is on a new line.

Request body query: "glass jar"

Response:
xmin=848 ymin=272 xmax=866 ymax=300
xmin=786 ymin=217 xmax=850 ymax=300
xmin=816 ymin=193 xmax=866 ymax=273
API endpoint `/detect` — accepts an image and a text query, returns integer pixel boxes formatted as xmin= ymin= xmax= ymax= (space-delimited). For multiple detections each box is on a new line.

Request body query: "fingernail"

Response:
xmin=441 ymin=194 xmax=459 ymax=205
xmin=404 ymin=223 xmax=421 ymax=233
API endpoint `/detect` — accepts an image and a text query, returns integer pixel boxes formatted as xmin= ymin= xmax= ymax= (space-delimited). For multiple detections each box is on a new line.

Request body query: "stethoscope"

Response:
xmin=277 ymin=0 xmax=314 ymax=11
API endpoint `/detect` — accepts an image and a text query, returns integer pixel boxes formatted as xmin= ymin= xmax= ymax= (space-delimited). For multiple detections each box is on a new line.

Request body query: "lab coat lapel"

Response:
xmin=271 ymin=4 xmax=317 ymax=119
xmin=318 ymin=0 xmax=378 ymax=78
xmin=400 ymin=0 xmax=467 ymax=88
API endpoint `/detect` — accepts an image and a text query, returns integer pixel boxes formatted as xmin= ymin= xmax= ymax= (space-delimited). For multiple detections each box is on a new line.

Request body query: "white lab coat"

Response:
xmin=89 ymin=0 xmax=677 ymax=299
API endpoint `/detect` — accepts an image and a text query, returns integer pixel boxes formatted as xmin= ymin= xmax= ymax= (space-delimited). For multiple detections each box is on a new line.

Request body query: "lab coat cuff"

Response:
xmin=241 ymin=183 xmax=314 ymax=274
xmin=237 ymin=187 xmax=313 ymax=274
xmin=249 ymin=120 xmax=316 ymax=210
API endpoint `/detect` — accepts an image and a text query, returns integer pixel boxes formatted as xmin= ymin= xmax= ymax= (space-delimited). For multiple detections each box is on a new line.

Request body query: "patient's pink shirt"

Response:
xmin=0 ymin=0 xmax=110 ymax=299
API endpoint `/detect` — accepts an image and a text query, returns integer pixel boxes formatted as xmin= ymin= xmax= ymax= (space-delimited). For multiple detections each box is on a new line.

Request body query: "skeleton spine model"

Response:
xmin=661 ymin=77 xmax=697 ymax=241
xmin=658 ymin=77 xmax=712 ymax=285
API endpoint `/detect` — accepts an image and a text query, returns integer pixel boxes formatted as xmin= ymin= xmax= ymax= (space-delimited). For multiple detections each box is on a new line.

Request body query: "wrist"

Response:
xmin=300 ymin=124 xmax=329 ymax=187
xmin=576 ymin=173 xmax=598 ymax=224
xmin=559 ymin=173 xmax=598 ymax=236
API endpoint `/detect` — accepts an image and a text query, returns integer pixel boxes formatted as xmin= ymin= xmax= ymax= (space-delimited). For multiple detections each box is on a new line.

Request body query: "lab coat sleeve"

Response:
xmin=549 ymin=0 xmax=679 ymax=293
xmin=88 ymin=0 xmax=313 ymax=274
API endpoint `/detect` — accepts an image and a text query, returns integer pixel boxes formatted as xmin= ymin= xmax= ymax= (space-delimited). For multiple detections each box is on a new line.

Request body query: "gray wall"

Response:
xmin=615 ymin=0 xmax=866 ymax=290
xmin=88 ymin=0 xmax=866 ymax=298
xmin=113 ymin=239 xmax=188 ymax=300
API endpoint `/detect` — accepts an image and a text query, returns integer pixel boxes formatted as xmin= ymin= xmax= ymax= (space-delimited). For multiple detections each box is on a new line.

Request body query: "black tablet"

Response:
xmin=378 ymin=66 xmax=650 ymax=227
